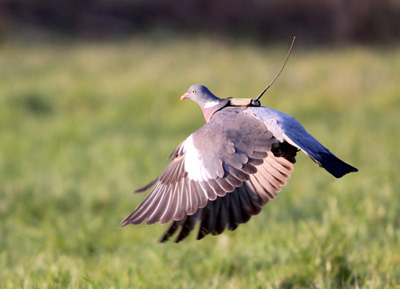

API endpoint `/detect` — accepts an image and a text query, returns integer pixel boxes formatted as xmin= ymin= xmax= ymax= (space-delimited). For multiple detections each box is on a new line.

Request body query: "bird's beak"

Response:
xmin=180 ymin=93 xmax=189 ymax=100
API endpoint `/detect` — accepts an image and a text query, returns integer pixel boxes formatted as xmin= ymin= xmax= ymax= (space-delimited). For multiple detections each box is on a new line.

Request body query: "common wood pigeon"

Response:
xmin=121 ymin=84 xmax=358 ymax=243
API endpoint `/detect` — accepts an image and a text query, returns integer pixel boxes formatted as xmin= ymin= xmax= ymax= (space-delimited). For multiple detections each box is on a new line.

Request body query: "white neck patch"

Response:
xmin=203 ymin=100 xmax=219 ymax=108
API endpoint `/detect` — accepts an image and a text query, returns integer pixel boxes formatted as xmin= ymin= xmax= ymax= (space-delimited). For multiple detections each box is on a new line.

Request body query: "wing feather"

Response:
xmin=160 ymin=183 xmax=178 ymax=224
xmin=199 ymin=181 xmax=218 ymax=201
xmin=146 ymin=186 xmax=170 ymax=225
xmin=173 ymin=181 xmax=186 ymax=221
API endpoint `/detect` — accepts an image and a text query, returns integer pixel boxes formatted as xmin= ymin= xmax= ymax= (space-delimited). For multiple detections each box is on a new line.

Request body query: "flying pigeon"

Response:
xmin=121 ymin=84 xmax=358 ymax=243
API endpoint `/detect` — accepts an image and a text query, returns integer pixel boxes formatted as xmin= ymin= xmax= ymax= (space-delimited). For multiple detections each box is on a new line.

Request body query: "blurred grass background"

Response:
xmin=0 ymin=37 xmax=399 ymax=288
xmin=1 ymin=2 xmax=400 ymax=288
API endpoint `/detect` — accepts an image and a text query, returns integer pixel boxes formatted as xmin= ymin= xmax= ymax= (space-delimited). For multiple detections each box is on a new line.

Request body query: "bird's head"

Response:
xmin=181 ymin=84 xmax=228 ymax=123
xmin=181 ymin=84 xmax=220 ymax=107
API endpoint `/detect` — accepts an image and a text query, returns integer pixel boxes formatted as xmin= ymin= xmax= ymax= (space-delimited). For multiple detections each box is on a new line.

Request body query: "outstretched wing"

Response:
xmin=121 ymin=107 xmax=296 ymax=239
xmin=247 ymin=107 xmax=358 ymax=178
xmin=160 ymin=148 xmax=296 ymax=243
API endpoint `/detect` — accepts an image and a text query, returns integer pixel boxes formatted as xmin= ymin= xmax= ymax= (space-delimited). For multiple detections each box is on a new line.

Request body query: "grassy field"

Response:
xmin=0 ymin=37 xmax=399 ymax=288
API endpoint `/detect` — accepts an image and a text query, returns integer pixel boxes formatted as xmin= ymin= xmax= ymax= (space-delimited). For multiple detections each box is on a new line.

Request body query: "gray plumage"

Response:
xmin=121 ymin=84 xmax=358 ymax=242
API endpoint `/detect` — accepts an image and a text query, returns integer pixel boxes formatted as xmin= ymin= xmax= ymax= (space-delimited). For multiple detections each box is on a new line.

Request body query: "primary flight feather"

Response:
xmin=121 ymin=84 xmax=358 ymax=243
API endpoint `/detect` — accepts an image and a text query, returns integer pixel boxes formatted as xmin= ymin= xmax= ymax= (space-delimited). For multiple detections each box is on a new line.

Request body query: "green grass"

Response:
xmin=0 ymin=37 xmax=399 ymax=288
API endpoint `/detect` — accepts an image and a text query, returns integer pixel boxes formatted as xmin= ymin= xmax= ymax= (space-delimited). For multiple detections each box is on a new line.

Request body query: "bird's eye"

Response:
xmin=192 ymin=89 xmax=196 ymax=93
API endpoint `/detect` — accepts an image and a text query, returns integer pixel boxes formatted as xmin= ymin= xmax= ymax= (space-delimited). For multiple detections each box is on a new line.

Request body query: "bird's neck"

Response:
xmin=201 ymin=99 xmax=230 ymax=123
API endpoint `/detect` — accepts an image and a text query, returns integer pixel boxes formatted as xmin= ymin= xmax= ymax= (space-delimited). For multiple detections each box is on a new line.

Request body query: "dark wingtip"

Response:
xmin=159 ymin=221 xmax=181 ymax=243
xmin=159 ymin=235 xmax=169 ymax=243
xmin=334 ymin=165 xmax=358 ymax=178
xmin=317 ymin=152 xmax=358 ymax=178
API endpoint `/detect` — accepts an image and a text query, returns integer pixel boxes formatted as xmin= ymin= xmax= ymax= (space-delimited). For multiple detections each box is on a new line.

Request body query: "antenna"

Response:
xmin=254 ymin=36 xmax=296 ymax=103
